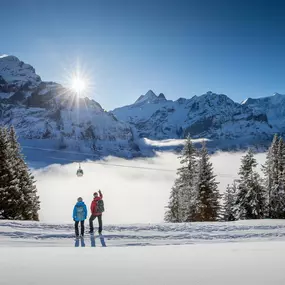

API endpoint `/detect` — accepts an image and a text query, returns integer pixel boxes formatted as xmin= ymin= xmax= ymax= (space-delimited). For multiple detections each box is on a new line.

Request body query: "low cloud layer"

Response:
xmin=33 ymin=151 xmax=266 ymax=224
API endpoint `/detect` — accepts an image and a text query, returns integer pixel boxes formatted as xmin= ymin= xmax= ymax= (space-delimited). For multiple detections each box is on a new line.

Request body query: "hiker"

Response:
xmin=73 ymin=197 xmax=87 ymax=238
xmin=89 ymin=190 xmax=104 ymax=234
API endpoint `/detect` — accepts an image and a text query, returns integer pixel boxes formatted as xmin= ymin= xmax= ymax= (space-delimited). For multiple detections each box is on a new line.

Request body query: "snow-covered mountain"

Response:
xmin=0 ymin=55 xmax=139 ymax=158
xmin=242 ymin=92 xmax=285 ymax=133
xmin=0 ymin=55 xmax=41 ymax=89
xmin=113 ymin=90 xmax=276 ymax=146
xmin=1 ymin=54 xmax=284 ymax=158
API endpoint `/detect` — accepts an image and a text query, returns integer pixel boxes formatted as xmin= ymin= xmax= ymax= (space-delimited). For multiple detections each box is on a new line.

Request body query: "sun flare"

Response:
xmin=71 ymin=77 xmax=86 ymax=93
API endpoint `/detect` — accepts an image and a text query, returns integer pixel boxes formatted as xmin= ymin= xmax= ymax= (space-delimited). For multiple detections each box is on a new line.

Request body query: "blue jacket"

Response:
xmin=73 ymin=201 xmax=87 ymax=221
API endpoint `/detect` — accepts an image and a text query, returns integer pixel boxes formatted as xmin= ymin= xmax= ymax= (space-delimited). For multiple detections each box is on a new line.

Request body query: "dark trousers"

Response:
xmin=75 ymin=220 xmax=85 ymax=236
xmin=89 ymin=214 xmax=102 ymax=233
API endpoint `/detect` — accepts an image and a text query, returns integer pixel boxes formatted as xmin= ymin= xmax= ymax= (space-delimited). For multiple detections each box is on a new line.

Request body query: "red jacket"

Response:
xmin=90 ymin=192 xmax=103 ymax=216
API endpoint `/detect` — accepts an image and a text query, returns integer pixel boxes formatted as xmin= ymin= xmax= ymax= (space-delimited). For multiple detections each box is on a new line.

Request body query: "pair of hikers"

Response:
xmin=72 ymin=190 xmax=104 ymax=237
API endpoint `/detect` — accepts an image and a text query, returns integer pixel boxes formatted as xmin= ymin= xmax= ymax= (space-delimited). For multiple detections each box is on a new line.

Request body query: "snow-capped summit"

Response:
xmin=112 ymin=90 xmax=277 ymax=143
xmin=1 ymin=54 xmax=284 ymax=155
xmin=0 ymin=55 xmax=140 ymax=158
xmin=158 ymin=93 xmax=166 ymax=100
xmin=0 ymin=55 xmax=41 ymax=88
xmin=134 ymin=90 xmax=167 ymax=105
xmin=242 ymin=93 xmax=285 ymax=132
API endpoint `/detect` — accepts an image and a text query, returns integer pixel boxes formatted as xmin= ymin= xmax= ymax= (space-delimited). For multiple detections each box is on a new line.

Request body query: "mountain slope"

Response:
xmin=1 ymin=54 xmax=284 ymax=157
xmin=113 ymin=91 xmax=273 ymax=143
xmin=0 ymin=55 xmax=41 ymax=89
xmin=0 ymin=55 xmax=139 ymax=158
xmin=242 ymin=92 xmax=285 ymax=133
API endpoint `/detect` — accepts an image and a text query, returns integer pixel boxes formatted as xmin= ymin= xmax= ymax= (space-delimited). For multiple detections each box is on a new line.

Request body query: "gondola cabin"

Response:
xmin=76 ymin=164 xmax=84 ymax=177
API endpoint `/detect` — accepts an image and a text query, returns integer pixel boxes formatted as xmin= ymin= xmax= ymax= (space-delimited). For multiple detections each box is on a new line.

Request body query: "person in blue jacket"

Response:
xmin=73 ymin=197 xmax=87 ymax=237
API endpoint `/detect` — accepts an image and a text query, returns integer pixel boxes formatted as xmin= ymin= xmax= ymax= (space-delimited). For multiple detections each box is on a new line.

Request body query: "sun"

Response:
xmin=71 ymin=77 xmax=86 ymax=93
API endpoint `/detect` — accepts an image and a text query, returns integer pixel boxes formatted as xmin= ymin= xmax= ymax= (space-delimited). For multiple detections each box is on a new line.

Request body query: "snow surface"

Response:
xmin=1 ymin=241 xmax=284 ymax=285
xmin=1 ymin=219 xmax=285 ymax=247
xmin=1 ymin=220 xmax=285 ymax=284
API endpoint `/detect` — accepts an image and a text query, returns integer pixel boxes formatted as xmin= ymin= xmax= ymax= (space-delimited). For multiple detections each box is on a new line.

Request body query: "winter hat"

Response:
xmin=77 ymin=197 xmax=83 ymax=202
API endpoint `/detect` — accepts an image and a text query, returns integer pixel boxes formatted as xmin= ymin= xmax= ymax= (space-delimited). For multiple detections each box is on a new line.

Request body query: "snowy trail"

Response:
xmin=1 ymin=220 xmax=285 ymax=247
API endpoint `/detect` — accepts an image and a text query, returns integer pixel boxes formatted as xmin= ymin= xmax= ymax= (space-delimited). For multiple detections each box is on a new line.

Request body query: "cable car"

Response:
xmin=76 ymin=163 xmax=84 ymax=177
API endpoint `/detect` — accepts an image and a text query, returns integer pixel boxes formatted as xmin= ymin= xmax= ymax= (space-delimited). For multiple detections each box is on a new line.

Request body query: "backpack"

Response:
xmin=76 ymin=205 xmax=85 ymax=220
xmin=96 ymin=199 xmax=105 ymax=213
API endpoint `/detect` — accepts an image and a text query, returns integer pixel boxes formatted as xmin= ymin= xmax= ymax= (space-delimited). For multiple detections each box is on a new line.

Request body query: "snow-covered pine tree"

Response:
xmin=278 ymin=138 xmax=285 ymax=193
xmin=165 ymin=135 xmax=198 ymax=222
xmin=222 ymin=183 xmax=237 ymax=221
xmin=9 ymin=126 xmax=40 ymax=220
xmin=262 ymin=135 xmax=285 ymax=218
xmin=271 ymin=137 xmax=285 ymax=218
xmin=0 ymin=126 xmax=21 ymax=219
xmin=179 ymin=136 xmax=198 ymax=222
xmin=234 ymin=149 xmax=266 ymax=220
xmin=195 ymin=142 xmax=221 ymax=222
xmin=164 ymin=184 xmax=181 ymax=223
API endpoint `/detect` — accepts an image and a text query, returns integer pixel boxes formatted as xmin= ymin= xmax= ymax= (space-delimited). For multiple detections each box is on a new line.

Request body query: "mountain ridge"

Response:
xmin=1 ymin=54 xmax=284 ymax=158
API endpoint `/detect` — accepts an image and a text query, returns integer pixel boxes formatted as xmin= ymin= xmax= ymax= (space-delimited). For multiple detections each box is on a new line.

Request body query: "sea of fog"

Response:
xmin=33 ymin=151 xmax=266 ymax=224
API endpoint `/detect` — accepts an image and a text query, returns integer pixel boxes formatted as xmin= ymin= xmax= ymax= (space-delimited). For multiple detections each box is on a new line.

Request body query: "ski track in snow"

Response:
xmin=1 ymin=220 xmax=285 ymax=247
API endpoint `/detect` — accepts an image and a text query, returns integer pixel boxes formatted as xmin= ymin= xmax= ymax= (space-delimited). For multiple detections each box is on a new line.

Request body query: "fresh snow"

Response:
xmin=1 ymin=241 xmax=284 ymax=285
xmin=1 ymin=221 xmax=285 ymax=284
xmin=1 ymin=219 xmax=285 ymax=247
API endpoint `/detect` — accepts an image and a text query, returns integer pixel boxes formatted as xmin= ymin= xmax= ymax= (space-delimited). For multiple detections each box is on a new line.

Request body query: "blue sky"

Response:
xmin=1 ymin=0 xmax=285 ymax=110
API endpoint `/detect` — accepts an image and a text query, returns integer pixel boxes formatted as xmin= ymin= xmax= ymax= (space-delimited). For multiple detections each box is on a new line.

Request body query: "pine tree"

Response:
xmin=164 ymin=184 xmax=181 ymax=223
xmin=279 ymin=138 xmax=285 ymax=192
xmin=234 ymin=149 xmax=266 ymax=220
xmin=223 ymin=183 xmax=237 ymax=221
xmin=0 ymin=126 xmax=40 ymax=220
xmin=165 ymin=135 xmax=198 ymax=222
xmin=179 ymin=136 xmax=198 ymax=222
xmin=195 ymin=142 xmax=221 ymax=221
xmin=0 ymin=127 xmax=21 ymax=219
xmin=9 ymin=127 xmax=40 ymax=220
xmin=263 ymin=135 xmax=285 ymax=218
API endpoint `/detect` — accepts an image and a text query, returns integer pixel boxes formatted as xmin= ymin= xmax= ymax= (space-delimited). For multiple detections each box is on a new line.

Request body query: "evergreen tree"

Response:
xmin=195 ymin=142 xmax=221 ymax=221
xmin=0 ymin=126 xmax=40 ymax=220
xmin=9 ymin=127 xmax=40 ymax=220
xmin=278 ymin=138 xmax=285 ymax=191
xmin=179 ymin=136 xmax=198 ymax=222
xmin=0 ymin=127 xmax=21 ymax=219
xmin=223 ymin=183 xmax=237 ymax=221
xmin=234 ymin=149 xmax=266 ymax=220
xmin=263 ymin=135 xmax=285 ymax=218
xmin=164 ymin=184 xmax=181 ymax=223
xmin=165 ymin=135 xmax=198 ymax=222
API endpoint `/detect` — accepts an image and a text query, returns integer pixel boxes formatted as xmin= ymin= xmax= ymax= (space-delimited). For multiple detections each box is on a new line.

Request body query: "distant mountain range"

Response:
xmin=0 ymin=54 xmax=284 ymax=158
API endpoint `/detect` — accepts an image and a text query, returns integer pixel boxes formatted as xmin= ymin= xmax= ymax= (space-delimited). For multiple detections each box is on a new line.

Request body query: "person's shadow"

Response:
xmin=74 ymin=237 xmax=86 ymax=247
xmin=90 ymin=234 xmax=96 ymax=247
xmin=90 ymin=234 xmax=107 ymax=247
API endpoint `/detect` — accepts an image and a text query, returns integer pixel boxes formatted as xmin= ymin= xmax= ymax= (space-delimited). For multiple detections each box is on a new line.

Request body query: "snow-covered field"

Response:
xmin=1 ymin=219 xmax=285 ymax=247
xmin=1 ymin=220 xmax=285 ymax=284
xmin=0 ymin=242 xmax=284 ymax=285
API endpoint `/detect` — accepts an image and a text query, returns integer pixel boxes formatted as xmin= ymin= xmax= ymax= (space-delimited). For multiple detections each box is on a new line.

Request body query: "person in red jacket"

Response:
xmin=89 ymin=190 xmax=103 ymax=234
